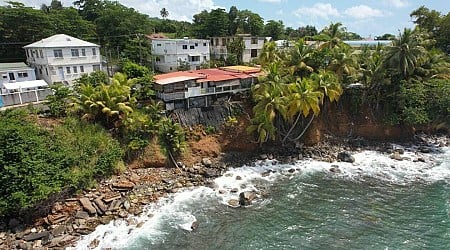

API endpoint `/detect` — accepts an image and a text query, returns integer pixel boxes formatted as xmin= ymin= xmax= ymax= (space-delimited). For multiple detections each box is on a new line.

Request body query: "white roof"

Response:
xmin=155 ymin=76 xmax=200 ymax=85
xmin=24 ymin=34 xmax=99 ymax=48
xmin=3 ymin=80 xmax=48 ymax=90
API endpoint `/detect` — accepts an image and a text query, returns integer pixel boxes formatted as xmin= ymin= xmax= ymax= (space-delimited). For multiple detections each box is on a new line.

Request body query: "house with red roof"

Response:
xmin=153 ymin=66 xmax=261 ymax=110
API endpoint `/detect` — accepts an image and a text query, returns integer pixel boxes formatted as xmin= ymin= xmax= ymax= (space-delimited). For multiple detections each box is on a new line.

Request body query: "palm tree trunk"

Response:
xmin=282 ymin=113 xmax=302 ymax=145
xmin=168 ymin=150 xmax=178 ymax=168
xmin=290 ymin=115 xmax=315 ymax=142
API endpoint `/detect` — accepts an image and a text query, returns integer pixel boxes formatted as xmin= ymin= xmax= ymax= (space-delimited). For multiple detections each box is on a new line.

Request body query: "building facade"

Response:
xmin=24 ymin=34 xmax=102 ymax=85
xmin=210 ymin=35 xmax=268 ymax=63
xmin=151 ymin=38 xmax=210 ymax=73
xmin=153 ymin=66 xmax=261 ymax=110
xmin=0 ymin=62 xmax=51 ymax=107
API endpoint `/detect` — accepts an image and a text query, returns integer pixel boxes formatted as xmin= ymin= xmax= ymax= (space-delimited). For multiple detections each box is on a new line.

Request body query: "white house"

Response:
xmin=24 ymin=34 xmax=102 ymax=85
xmin=210 ymin=34 xmax=268 ymax=63
xmin=0 ymin=62 xmax=51 ymax=107
xmin=151 ymin=38 xmax=210 ymax=73
xmin=0 ymin=62 xmax=36 ymax=88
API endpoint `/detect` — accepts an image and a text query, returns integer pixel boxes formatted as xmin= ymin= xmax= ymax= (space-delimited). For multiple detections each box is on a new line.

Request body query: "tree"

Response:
xmin=286 ymin=39 xmax=314 ymax=79
xmin=410 ymin=6 xmax=442 ymax=35
xmin=227 ymin=37 xmax=245 ymax=64
xmin=264 ymin=20 xmax=285 ymax=40
xmin=160 ymin=7 xmax=169 ymax=19
xmin=316 ymin=22 xmax=346 ymax=49
xmin=158 ymin=118 xmax=186 ymax=167
xmin=376 ymin=33 xmax=396 ymax=40
xmin=236 ymin=10 xmax=264 ymax=35
xmin=384 ymin=28 xmax=426 ymax=80
xmin=228 ymin=6 xmax=239 ymax=35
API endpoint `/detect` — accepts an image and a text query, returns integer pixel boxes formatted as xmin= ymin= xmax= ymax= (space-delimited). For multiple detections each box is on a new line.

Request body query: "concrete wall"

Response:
xmin=0 ymin=88 xmax=52 ymax=107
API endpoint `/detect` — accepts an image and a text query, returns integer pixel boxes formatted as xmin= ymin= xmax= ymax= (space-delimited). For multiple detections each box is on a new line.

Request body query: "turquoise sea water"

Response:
xmin=72 ymin=145 xmax=450 ymax=250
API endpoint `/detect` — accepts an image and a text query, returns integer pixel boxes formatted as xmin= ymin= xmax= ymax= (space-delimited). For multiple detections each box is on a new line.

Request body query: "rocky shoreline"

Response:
xmin=0 ymin=134 xmax=448 ymax=250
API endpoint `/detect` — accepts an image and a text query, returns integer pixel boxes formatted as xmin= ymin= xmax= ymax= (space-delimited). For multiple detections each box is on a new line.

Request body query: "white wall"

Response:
xmin=26 ymin=46 xmax=102 ymax=84
xmin=0 ymin=68 xmax=36 ymax=87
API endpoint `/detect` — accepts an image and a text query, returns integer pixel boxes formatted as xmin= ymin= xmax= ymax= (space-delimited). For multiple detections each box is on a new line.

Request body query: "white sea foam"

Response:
xmin=70 ymin=146 xmax=450 ymax=249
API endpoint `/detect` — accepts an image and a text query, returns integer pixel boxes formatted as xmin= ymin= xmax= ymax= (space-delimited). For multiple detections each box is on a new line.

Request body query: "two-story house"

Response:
xmin=210 ymin=34 xmax=268 ymax=63
xmin=151 ymin=38 xmax=210 ymax=73
xmin=153 ymin=66 xmax=261 ymax=110
xmin=24 ymin=34 xmax=102 ymax=85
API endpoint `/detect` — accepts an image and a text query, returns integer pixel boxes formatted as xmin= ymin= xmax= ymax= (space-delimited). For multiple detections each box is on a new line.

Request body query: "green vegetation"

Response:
xmin=249 ymin=20 xmax=450 ymax=145
xmin=0 ymin=109 xmax=123 ymax=216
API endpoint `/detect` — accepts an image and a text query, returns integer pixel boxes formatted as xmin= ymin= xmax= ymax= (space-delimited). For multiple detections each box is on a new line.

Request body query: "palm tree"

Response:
xmin=248 ymin=62 xmax=288 ymax=144
xmin=158 ymin=118 xmax=186 ymax=167
xmin=326 ymin=46 xmax=357 ymax=83
xmin=286 ymin=38 xmax=314 ymax=79
xmin=259 ymin=41 xmax=282 ymax=67
xmin=384 ymin=28 xmax=426 ymax=80
xmin=318 ymin=22 xmax=346 ymax=50
xmin=160 ymin=8 xmax=169 ymax=19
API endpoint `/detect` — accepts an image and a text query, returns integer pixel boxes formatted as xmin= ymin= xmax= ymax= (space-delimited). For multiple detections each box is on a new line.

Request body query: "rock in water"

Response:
xmin=390 ymin=152 xmax=403 ymax=161
xmin=190 ymin=221 xmax=199 ymax=231
xmin=239 ymin=191 xmax=257 ymax=206
xmin=337 ymin=151 xmax=355 ymax=163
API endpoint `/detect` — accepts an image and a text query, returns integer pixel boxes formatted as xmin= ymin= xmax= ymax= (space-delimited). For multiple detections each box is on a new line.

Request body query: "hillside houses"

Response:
xmin=153 ymin=66 xmax=261 ymax=110
xmin=24 ymin=34 xmax=102 ymax=85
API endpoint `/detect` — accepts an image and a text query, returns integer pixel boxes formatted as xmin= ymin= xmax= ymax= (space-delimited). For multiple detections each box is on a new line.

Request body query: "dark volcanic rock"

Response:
xmin=337 ymin=151 xmax=355 ymax=163
xmin=239 ymin=191 xmax=257 ymax=206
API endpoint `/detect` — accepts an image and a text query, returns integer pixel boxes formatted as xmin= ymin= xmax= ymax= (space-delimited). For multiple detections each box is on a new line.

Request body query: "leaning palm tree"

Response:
xmin=158 ymin=117 xmax=186 ymax=167
xmin=326 ymin=46 xmax=357 ymax=84
xmin=318 ymin=22 xmax=346 ymax=50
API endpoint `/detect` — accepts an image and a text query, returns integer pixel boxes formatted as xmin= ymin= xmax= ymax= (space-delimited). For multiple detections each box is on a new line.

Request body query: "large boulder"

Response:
xmin=337 ymin=151 xmax=355 ymax=163
xmin=239 ymin=191 xmax=257 ymax=206
xmin=202 ymin=158 xmax=212 ymax=167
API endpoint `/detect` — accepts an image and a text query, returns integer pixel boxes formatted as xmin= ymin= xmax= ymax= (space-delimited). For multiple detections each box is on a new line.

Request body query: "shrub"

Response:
xmin=0 ymin=110 xmax=123 ymax=216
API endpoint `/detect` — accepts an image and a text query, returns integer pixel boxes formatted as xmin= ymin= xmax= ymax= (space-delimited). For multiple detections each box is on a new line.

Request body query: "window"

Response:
xmin=203 ymin=56 xmax=207 ymax=61
xmin=39 ymin=68 xmax=42 ymax=75
xmin=190 ymin=45 xmax=195 ymax=49
xmin=73 ymin=66 xmax=78 ymax=73
xmin=251 ymin=49 xmax=258 ymax=58
xmin=251 ymin=38 xmax=258 ymax=44
xmin=93 ymin=64 xmax=100 ymax=71
xmin=210 ymin=39 xmax=214 ymax=46
xmin=80 ymin=65 xmax=84 ymax=73
xmin=182 ymin=45 xmax=188 ymax=50
xmin=195 ymin=43 xmax=198 ymax=47
xmin=157 ymin=43 xmax=162 ymax=47
xmin=71 ymin=49 xmax=79 ymax=57
xmin=18 ymin=72 xmax=28 ymax=78
xmin=66 ymin=67 xmax=71 ymax=74
xmin=222 ymin=38 xmax=226 ymax=46
xmin=45 ymin=68 xmax=48 ymax=75
xmin=203 ymin=42 xmax=207 ymax=46
xmin=92 ymin=48 xmax=97 ymax=56
xmin=39 ymin=50 xmax=43 ymax=58
xmin=54 ymin=49 xmax=63 ymax=58
xmin=81 ymin=48 xmax=86 ymax=56
xmin=155 ymin=57 xmax=161 ymax=62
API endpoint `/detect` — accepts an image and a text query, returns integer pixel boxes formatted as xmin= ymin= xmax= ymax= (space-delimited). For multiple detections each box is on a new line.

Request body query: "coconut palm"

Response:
xmin=317 ymin=22 xmax=346 ymax=50
xmin=160 ymin=8 xmax=169 ymax=19
xmin=158 ymin=117 xmax=186 ymax=167
xmin=326 ymin=46 xmax=357 ymax=84
xmin=248 ymin=62 xmax=288 ymax=144
xmin=259 ymin=41 xmax=282 ymax=67
xmin=384 ymin=28 xmax=426 ymax=80
xmin=286 ymin=38 xmax=314 ymax=79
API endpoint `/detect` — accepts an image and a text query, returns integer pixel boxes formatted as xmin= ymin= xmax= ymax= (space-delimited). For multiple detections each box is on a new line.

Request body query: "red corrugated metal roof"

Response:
xmin=153 ymin=67 xmax=259 ymax=85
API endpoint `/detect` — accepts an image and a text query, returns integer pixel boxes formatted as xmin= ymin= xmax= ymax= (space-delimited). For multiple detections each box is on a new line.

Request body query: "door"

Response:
xmin=8 ymin=72 xmax=15 ymax=81
xmin=58 ymin=67 xmax=64 ymax=80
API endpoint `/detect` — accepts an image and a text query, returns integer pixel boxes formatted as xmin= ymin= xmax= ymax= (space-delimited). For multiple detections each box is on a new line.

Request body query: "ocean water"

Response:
xmin=71 ymin=145 xmax=450 ymax=250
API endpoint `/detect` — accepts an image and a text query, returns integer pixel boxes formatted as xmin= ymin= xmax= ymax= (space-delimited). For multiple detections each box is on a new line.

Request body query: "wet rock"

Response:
xmin=79 ymin=198 xmax=97 ymax=215
xmin=418 ymin=146 xmax=431 ymax=153
xmin=329 ymin=165 xmax=341 ymax=173
xmin=89 ymin=239 xmax=100 ymax=249
xmin=202 ymin=158 xmax=212 ymax=167
xmin=48 ymin=213 xmax=68 ymax=224
xmin=288 ymin=168 xmax=296 ymax=173
xmin=190 ymin=221 xmax=199 ymax=231
xmin=118 ymin=211 xmax=128 ymax=218
xmin=261 ymin=171 xmax=271 ymax=177
xmin=417 ymin=157 xmax=426 ymax=162
xmin=227 ymin=199 xmax=239 ymax=207
xmin=337 ymin=151 xmax=355 ymax=163
xmin=394 ymin=148 xmax=405 ymax=154
xmin=94 ymin=197 xmax=108 ymax=213
xmin=235 ymin=176 xmax=242 ymax=180
xmin=230 ymin=188 xmax=239 ymax=193
xmin=239 ymin=191 xmax=257 ymax=206
xmin=123 ymin=200 xmax=131 ymax=210
xmin=259 ymin=154 xmax=268 ymax=160
xmin=390 ymin=152 xmax=403 ymax=161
